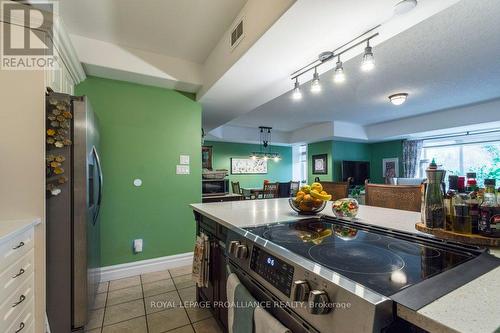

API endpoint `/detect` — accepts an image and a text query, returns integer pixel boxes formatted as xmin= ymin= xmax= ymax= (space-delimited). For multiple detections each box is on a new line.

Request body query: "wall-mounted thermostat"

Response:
xmin=180 ymin=155 xmax=190 ymax=165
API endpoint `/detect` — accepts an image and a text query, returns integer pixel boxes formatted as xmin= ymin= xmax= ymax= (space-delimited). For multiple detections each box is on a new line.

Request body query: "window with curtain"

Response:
xmin=419 ymin=134 xmax=500 ymax=187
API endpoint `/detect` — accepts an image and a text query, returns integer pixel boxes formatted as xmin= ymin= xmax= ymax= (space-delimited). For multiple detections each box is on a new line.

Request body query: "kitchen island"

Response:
xmin=191 ymin=198 xmax=500 ymax=333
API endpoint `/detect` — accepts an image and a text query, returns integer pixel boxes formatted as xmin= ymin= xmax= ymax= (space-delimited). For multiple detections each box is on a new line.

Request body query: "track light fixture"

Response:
xmin=289 ymin=25 xmax=380 ymax=98
xmin=292 ymin=77 xmax=302 ymax=100
xmin=333 ymin=56 xmax=345 ymax=83
xmin=310 ymin=67 xmax=321 ymax=94
xmin=361 ymin=41 xmax=375 ymax=72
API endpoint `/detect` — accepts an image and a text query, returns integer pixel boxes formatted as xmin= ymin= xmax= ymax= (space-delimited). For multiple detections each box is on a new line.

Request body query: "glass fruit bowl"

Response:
xmin=289 ymin=197 xmax=327 ymax=215
xmin=332 ymin=198 xmax=359 ymax=218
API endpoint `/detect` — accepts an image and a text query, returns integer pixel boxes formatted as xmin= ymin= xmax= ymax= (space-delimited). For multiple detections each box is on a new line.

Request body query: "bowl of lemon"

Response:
xmin=289 ymin=182 xmax=331 ymax=215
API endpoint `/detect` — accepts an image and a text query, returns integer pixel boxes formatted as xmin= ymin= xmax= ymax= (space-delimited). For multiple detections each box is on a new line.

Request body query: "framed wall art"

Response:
xmin=230 ymin=158 xmax=267 ymax=174
xmin=312 ymin=154 xmax=328 ymax=175
xmin=202 ymin=146 xmax=212 ymax=170
xmin=382 ymin=158 xmax=399 ymax=179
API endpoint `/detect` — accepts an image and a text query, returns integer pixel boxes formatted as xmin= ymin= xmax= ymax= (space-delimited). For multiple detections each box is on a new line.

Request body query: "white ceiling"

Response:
xmin=58 ymin=0 xmax=247 ymax=64
xmin=199 ymin=0 xmax=461 ymax=131
xmin=226 ymin=0 xmax=500 ymax=132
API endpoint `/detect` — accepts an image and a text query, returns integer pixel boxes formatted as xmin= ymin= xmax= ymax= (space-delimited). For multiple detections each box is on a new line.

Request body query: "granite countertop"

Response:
xmin=0 ymin=217 xmax=41 ymax=243
xmin=190 ymin=198 xmax=500 ymax=333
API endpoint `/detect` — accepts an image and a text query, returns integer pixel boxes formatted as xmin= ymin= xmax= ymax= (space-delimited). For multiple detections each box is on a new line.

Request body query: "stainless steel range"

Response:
xmin=226 ymin=216 xmax=499 ymax=332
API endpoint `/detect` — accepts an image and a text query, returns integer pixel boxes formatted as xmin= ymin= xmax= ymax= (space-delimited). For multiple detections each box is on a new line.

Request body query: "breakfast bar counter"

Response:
xmin=191 ymin=198 xmax=500 ymax=333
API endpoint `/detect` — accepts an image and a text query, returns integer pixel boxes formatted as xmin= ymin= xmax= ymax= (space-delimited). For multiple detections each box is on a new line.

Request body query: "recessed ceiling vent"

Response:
xmin=230 ymin=19 xmax=244 ymax=49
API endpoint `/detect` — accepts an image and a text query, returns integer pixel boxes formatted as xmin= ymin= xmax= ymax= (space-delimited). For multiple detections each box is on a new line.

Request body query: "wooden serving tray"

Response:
xmin=415 ymin=222 xmax=500 ymax=247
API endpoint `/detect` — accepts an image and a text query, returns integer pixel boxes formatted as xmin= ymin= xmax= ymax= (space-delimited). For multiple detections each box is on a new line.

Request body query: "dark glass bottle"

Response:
xmin=452 ymin=192 xmax=472 ymax=234
xmin=423 ymin=160 xmax=446 ymax=229
xmin=444 ymin=190 xmax=455 ymax=231
xmin=479 ymin=179 xmax=500 ymax=237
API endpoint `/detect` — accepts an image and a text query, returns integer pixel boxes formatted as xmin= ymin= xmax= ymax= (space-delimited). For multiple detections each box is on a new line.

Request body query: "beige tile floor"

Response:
xmin=86 ymin=265 xmax=222 ymax=333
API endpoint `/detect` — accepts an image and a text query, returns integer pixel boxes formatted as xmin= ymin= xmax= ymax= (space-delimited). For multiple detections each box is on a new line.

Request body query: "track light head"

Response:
xmin=292 ymin=78 xmax=302 ymax=100
xmin=310 ymin=68 xmax=321 ymax=93
xmin=334 ymin=57 xmax=346 ymax=83
xmin=361 ymin=43 xmax=375 ymax=72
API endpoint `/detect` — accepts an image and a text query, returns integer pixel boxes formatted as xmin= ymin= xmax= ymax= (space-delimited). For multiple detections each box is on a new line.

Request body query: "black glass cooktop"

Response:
xmin=245 ymin=218 xmax=477 ymax=296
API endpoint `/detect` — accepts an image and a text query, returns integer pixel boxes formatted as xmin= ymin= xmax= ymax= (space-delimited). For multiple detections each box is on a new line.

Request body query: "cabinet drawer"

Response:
xmin=0 ymin=274 xmax=34 ymax=332
xmin=0 ymin=229 xmax=34 ymax=271
xmin=5 ymin=299 xmax=33 ymax=333
xmin=0 ymin=249 xmax=34 ymax=301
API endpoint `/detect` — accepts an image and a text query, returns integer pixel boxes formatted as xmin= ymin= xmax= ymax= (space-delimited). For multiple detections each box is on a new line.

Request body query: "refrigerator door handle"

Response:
xmin=92 ymin=146 xmax=103 ymax=224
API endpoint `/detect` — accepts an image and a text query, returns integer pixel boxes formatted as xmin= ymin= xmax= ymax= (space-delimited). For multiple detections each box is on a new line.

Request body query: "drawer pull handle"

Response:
xmin=13 ymin=268 xmax=25 ymax=278
xmin=12 ymin=242 xmax=25 ymax=250
xmin=12 ymin=295 xmax=26 ymax=307
xmin=15 ymin=322 xmax=25 ymax=333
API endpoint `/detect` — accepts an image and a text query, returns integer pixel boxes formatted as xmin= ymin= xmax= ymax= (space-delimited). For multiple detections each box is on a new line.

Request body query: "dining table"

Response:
xmin=241 ymin=187 xmax=264 ymax=198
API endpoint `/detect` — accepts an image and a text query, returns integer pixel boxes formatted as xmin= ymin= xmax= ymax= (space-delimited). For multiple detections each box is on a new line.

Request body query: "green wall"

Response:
xmin=332 ymin=141 xmax=371 ymax=182
xmin=205 ymin=141 xmax=292 ymax=189
xmin=76 ymin=76 xmax=202 ymax=266
xmin=307 ymin=141 xmax=333 ymax=183
xmin=369 ymin=140 xmax=404 ymax=183
xmin=307 ymin=139 xmax=403 ymax=184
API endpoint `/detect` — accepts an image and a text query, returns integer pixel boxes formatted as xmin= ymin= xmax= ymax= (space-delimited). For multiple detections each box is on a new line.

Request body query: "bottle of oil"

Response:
xmin=479 ymin=179 xmax=500 ymax=237
xmin=452 ymin=192 xmax=472 ymax=234
xmin=444 ymin=190 xmax=455 ymax=231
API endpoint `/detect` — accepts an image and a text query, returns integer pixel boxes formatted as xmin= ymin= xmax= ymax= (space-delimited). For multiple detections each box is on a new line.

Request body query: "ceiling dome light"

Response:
xmin=333 ymin=56 xmax=345 ymax=83
xmin=389 ymin=93 xmax=409 ymax=105
xmin=310 ymin=67 xmax=321 ymax=93
xmin=291 ymin=78 xmax=302 ymax=100
xmin=361 ymin=42 xmax=375 ymax=72
xmin=394 ymin=0 xmax=417 ymax=16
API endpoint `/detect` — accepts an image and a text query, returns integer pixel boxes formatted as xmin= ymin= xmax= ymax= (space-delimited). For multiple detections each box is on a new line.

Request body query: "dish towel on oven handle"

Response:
xmin=254 ymin=306 xmax=291 ymax=333
xmin=227 ymin=273 xmax=257 ymax=333
xmin=192 ymin=233 xmax=210 ymax=287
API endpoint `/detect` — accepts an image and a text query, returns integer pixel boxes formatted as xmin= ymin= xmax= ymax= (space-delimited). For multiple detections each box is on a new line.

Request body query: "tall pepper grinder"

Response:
xmin=423 ymin=159 xmax=446 ymax=229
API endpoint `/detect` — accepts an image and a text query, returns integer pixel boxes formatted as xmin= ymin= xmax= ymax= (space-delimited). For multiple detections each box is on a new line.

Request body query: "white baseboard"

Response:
xmin=100 ymin=252 xmax=193 ymax=282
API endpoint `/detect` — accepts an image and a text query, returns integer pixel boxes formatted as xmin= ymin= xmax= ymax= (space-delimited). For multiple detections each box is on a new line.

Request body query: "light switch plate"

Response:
xmin=180 ymin=155 xmax=190 ymax=165
xmin=176 ymin=165 xmax=190 ymax=175
xmin=133 ymin=239 xmax=143 ymax=253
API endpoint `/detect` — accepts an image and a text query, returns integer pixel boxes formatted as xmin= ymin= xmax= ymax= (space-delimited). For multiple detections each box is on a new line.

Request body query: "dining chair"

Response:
xmin=289 ymin=181 xmax=300 ymax=196
xmin=231 ymin=181 xmax=254 ymax=200
xmin=262 ymin=182 xmax=279 ymax=199
xmin=278 ymin=182 xmax=292 ymax=198
xmin=321 ymin=178 xmax=352 ymax=201
xmin=231 ymin=181 xmax=241 ymax=194
xmin=364 ymin=180 xmax=421 ymax=212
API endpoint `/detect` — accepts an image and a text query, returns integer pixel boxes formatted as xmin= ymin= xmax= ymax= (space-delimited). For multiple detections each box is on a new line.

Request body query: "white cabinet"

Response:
xmin=44 ymin=45 xmax=75 ymax=94
xmin=0 ymin=221 xmax=38 ymax=333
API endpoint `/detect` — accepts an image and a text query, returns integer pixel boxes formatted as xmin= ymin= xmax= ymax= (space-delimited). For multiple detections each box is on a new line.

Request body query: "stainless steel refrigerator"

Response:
xmin=46 ymin=91 xmax=103 ymax=332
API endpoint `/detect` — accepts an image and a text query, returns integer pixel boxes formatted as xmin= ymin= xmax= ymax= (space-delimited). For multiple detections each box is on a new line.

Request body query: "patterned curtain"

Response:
xmin=402 ymin=140 xmax=423 ymax=178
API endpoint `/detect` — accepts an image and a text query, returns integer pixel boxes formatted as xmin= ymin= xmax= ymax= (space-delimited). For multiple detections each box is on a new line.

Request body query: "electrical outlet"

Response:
xmin=133 ymin=239 xmax=143 ymax=253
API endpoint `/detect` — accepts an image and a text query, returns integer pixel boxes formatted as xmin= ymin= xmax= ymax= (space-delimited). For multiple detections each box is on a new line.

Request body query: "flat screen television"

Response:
xmin=341 ymin=160 xmax=370 ymax=186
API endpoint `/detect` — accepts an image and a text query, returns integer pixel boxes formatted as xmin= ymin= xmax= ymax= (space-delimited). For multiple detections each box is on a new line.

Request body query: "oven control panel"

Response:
xmin=250 ymin=246 xmax=294 ymax=297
